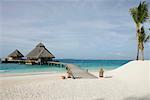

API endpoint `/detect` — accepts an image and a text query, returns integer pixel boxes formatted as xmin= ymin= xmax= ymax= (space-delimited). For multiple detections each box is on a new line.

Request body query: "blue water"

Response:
xmin=59 ymin=59 xmax=130 ymax=71
xmin=0 ymin=64 xmax=66 ymax=74
xmin=0 ymin=60 xmax=130 ymax=74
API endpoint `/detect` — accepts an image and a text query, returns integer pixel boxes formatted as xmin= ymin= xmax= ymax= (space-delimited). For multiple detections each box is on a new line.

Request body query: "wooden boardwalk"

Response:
xmin=66 ymin=64 xmax=97 ymax=79
xmin=47 ymin=61 xmax=97 ymax=79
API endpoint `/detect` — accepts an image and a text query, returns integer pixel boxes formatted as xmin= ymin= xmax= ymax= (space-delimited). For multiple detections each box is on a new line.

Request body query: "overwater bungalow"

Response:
xmin=7 ymin=49 xmax=24 ymax=61
xmin=26 ymin=43 xmax=55 ymax=65
xmin=1 ymin=49 xmax=24 ymax=63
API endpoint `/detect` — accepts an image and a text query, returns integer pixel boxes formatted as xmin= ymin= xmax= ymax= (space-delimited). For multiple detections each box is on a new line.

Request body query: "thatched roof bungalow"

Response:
xmin=8 ymin=49 xmax=24 ymax=60
xmin=26 ymin=43 xmax=55 ymax=64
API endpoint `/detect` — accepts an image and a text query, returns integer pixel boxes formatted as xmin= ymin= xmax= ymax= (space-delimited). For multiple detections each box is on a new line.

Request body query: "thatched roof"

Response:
xmin=8 ymin=49 xmax=24 ymax=57
xmin=26 ymin=43 xmax=55 ymax=59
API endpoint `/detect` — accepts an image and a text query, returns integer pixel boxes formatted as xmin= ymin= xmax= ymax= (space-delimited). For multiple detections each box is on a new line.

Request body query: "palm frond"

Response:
xmin=130 ymin=7 xmax=138 ymax=24
xmin=139 ymin=26 xmax=150 ymax=43
xmin=138 ymin=1 xmax=149 ymax=23
xmin=144 ymin=35 xmax=150 ymax=42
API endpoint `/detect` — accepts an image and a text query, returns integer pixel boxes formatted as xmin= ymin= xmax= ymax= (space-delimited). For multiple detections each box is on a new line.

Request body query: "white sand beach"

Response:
xmin=0 ymin=61 xmax=150 ymax=100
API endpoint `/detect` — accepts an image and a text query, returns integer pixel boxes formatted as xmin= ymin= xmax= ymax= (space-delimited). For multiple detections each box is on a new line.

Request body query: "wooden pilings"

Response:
xmin=47 ymin=62 xmax=65 ymax=67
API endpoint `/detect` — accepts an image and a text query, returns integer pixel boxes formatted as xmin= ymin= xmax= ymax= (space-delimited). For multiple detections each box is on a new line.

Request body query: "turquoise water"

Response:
xmin=0 ymin=60 xmax=130 ymax=74
xmin=60 ymin=59 xmax=130 ymax=71
xmin=0 ymin=64 xmax=66 ymax=74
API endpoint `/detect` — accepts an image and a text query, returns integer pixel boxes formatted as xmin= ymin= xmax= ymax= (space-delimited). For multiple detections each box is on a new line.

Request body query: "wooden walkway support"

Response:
xmin=47 ymin=61 xmax=65 ymax=67
xmin=65 ymin=64 xmax=97 ymax=79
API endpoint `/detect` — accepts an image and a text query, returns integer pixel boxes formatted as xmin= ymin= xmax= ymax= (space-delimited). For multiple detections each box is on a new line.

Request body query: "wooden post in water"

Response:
xmin=99 ymin=68 xmax=104 ymax=78
xmin=86 ymin=69 xmax=88 ymax=72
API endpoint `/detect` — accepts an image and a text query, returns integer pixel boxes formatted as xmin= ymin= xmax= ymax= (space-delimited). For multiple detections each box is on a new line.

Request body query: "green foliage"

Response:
xmin=138 ymin=1 xmax=149 ymax=23
xmin=130 ymin=7 xmax=138 ymax=25
xmin=138 ymin=26 xmax=150 ymax=50
xmin=144 ymin=35 xmax=150 ymax=42
xmin=129 ymin=1 xmax=149 ymax=60
xmin=139 ymin=26 xmax=150 ymax=43
xmin=130 ymin=1 xmax=149 ymax=25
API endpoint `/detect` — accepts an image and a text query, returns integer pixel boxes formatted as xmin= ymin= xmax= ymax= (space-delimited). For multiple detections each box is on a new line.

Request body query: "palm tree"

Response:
xmin=129 ymin=1 xmax=149 ymax=60
xmin=139 ymin=26 xmax=150 ymax=60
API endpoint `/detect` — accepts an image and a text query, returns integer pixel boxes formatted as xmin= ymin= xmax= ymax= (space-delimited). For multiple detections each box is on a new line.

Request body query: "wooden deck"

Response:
xmin=65 ymin=64 xmax=97 ymax=79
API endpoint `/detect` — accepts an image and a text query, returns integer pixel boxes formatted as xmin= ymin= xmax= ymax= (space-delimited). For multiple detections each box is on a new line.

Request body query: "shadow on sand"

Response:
xmin=124 ymin=94 xmax=150 ymax=100
xmin=104 ymin=76 xmax=112 ymax=78
xmin=94 ymin=98 xmax=105 ymax=100
xmin=93 ymin=95 xmax=150 ymax=100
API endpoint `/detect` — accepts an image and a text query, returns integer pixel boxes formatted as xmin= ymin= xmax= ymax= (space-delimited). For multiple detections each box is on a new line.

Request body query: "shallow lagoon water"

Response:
xmin=0 ymin=60 xmax=130 ymax=74
xmin=60 ymin=59 xmax=130 ymax=71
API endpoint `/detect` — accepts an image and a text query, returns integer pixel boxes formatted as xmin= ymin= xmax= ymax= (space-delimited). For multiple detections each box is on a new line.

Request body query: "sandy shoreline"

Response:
xmin=0 ymin=61 xmax=150 ymax=100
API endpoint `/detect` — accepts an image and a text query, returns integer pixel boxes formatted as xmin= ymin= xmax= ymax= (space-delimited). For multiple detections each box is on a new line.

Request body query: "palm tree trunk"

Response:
xmin=141 ymin=49 xmax=144 ymax=61
xmin=141 ymin=43 xmax=144 ymax=61
xmin=136 ymin=25 xmax=140 ymax=60
xmin=136 ymin=46 xmax=139 ymax=60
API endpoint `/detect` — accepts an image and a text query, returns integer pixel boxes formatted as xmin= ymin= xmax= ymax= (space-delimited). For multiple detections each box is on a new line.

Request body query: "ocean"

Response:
xmin=0 ymin=60 xmax=130 ymax=74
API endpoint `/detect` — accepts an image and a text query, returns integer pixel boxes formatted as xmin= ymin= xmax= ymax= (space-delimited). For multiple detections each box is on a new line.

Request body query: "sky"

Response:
xmin=0 ymin=0 xmax=150 ymax=60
